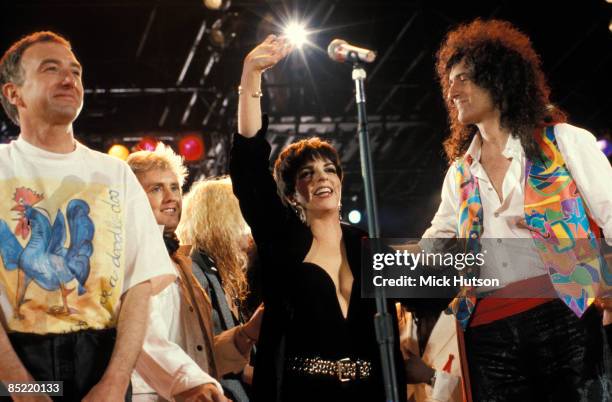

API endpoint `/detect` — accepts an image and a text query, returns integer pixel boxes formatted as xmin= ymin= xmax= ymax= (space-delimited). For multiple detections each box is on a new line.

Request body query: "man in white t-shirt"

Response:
xmin=0 ymin=31 xmax=175 ymax=400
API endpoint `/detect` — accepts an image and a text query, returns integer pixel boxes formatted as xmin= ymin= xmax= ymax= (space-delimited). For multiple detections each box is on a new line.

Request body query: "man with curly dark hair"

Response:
xmin=418 ymin=19 xmax=612 ymax=401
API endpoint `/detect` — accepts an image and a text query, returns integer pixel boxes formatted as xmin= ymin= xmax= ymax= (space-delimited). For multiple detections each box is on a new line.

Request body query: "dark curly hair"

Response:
xmin=273 ymin=137 xmax=343 ymax=204
xmin=436 ymin=19 xmax=566 ymax=162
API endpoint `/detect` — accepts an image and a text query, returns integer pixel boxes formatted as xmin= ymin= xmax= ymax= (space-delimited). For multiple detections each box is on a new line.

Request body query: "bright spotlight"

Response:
xmin=284 ymin=22 xmax=308 ymax=48
xmin=348 ymin=210 xmax=362 ymax=224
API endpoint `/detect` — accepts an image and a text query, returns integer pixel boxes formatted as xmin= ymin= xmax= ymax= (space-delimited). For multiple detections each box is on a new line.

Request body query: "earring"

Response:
xmin=292 ymin=202 xmax=307 ymax=224
xmin=338 ymin=202 xmax=343 ymax=221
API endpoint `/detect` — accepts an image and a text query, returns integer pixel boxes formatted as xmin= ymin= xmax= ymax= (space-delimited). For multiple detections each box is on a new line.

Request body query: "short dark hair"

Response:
xmin=436 ymin=19 xmax=565 ymax=162
xmin=0 ymin=31 xmax=72 ymax=126
xmin=273 ymin=137 xmax=343 ymax=204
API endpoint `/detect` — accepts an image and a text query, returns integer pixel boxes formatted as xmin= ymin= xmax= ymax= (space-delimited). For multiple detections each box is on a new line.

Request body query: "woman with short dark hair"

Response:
xmin=229 ymin=35 xmax=407 ymax=402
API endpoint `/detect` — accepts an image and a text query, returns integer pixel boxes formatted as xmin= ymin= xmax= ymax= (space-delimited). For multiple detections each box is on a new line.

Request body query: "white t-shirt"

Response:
xmin=421 ymin=123 xmax=612 ymax=291
xmin=0 ymin=137 xmax=175 ymax=334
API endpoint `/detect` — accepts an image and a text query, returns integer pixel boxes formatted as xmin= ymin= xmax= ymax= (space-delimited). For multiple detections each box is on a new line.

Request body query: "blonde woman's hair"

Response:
xmin=127 ymin=142 xmax=188 ymax=187
xmin=177 ymin=176 xmax=251 ymax=303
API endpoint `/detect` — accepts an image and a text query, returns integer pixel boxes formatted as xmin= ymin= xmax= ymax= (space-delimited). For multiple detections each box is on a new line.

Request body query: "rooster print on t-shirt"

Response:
xmin=0 ymin=187 xmax=95 ymax=327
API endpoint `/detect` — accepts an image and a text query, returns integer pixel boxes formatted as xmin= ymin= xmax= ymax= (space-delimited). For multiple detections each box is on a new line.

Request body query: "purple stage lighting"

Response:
xmin=597 ymin=139 xmax=612 ymax=157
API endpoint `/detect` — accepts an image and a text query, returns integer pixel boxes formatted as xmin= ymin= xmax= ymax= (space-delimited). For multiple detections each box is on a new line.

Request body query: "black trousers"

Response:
xmin=2 ymin=328 xmax=131 ymax=401
xmin=465 ymin=300 xmax=612 ymax=402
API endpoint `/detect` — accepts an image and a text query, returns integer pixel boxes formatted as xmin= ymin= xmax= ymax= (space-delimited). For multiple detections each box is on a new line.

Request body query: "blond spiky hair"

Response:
xmin=177 ymin=176 xmax=252 ymax=303
xmin=127 ymin=142 xmax=188 ymax=187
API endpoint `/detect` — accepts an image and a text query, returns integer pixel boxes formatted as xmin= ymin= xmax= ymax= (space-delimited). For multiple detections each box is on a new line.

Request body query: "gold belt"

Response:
xmin=287 ymin=356 xmax=372 ymax=382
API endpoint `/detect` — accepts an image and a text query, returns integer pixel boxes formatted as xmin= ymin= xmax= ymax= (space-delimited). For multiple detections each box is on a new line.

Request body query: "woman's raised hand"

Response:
xmin=243 ymin=35 xmax=293 ymax=75
xmin=238 ymin=35 xmax=293 ymax=136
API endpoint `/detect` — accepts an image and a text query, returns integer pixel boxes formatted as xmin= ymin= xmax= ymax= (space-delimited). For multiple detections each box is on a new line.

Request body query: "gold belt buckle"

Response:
xmin=337 ymin=357 xmax=353 ymax=382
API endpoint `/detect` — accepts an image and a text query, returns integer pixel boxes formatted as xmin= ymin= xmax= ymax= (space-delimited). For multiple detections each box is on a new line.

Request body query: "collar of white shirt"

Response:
xmin=465 ymin=132 xmax=524 ymax=162
xmin=464 ymin=133 xmax=524 ymax=176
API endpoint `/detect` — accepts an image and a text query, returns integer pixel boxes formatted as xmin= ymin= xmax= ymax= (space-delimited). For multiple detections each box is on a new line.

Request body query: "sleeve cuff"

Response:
xmin=235 ymin=114 xmax=269 ymax=139
xmin=232 ymin=115 xmax=270 ymax=155
xmin=121 ymin=273 xmax=177 ymax=298
xmin=170 ymin=366 xmax=223 ymax=398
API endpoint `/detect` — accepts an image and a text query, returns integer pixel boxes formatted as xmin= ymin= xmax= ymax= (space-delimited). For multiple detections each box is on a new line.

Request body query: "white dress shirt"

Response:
xmin=422 ymin=123 xmax=612 ymax=292
xmin=132 ymin=269 xmax=222 ymax=401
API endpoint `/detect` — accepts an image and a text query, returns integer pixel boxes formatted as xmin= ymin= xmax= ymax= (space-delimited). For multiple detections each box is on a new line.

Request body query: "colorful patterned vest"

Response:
xmin=449 ymin=125 xmax=612 ymax=330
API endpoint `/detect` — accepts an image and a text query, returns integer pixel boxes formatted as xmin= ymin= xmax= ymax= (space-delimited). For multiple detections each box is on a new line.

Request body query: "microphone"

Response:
xmin=327 ymin=39 xmax=376 ymax=64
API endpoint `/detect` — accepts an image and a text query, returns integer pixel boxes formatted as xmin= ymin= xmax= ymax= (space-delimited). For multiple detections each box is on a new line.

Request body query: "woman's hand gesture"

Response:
xmin=243 ymin=34 xmax=292 ymax=75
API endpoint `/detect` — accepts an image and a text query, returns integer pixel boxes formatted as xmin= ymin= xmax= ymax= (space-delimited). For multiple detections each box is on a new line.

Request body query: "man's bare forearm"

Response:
xmin=0 ymin=324 xmax=32 ymax=382
xmin=0 ymin=325 xmax=53 ymax=401
xmin=99 ymin=280 xmax=152 ymax=389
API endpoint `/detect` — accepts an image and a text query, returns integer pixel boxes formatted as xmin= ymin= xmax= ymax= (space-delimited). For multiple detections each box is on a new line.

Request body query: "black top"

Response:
xmin=229 ymin=117 xmax=407 ymax=402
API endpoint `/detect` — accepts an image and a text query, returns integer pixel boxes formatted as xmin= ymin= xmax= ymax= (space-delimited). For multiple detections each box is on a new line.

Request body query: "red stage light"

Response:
xmin=137 ymin=136 xmax=158 ymax=151
xmin=179 ymin=134 xmax=205 ymax=161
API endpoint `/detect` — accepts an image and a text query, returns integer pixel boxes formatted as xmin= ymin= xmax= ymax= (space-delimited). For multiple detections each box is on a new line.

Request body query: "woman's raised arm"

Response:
xmin=238 ymin=34 xmax=292 ymax=137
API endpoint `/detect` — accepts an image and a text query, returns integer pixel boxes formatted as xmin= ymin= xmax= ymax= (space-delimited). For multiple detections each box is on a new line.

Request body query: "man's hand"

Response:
xmin=11 ymin=396 xmax=52 ymax=402
xmin=242 ymin=364 xmax=254 ymax=385
xmin=597 ymin=298 xmax=612 ymax=310
xmin=82 ymin=376 xmax=129 ymax=402
xmin=234 ymin=304 xmax=264 ymax=356
xmin=0 ymin=320 xmax=48 ymax=401
xmin=595 ymin=297 xmax=612 ymax=325
xmin=242 ymin=304 xmax=264 ymax=343
xmin=83 ymin=281 xmax=152 ymax=401
xmin=176 ymin=383 xmax=231 ymax=402
xmin=404 ymin=351 xmax=435 ymax=385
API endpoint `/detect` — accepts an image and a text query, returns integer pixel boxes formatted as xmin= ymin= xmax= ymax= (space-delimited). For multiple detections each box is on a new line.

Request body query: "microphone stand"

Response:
xmin=352 ymin=61 xmax=400 ymax=402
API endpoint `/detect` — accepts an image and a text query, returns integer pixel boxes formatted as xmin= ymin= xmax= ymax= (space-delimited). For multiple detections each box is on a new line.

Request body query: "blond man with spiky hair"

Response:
xmin=128 ymin=143 xmax=188 ymax=237
xmin=127 ymin=144 xmax=261 ymax=402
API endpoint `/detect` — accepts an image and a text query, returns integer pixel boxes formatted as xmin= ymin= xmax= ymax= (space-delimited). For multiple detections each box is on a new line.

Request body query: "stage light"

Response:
xmin=203 ymin=0 xmax=230 ymax=11
xmin=348 ymin=210 xmax=362 ymax=224
xmin=137 ymin=136 xmax=158 ymax=152
xmin=210 ymin=19 xmax=228 ymax=48
xmin=284 ymin=21 xmax=308 ymax=48
xmin=209 ymin=13 xmax=239 ymax=49
xmin=108 ymin=144 xmax=130 ymax=160
xmin=179 ymin=134 xmax=205 ymax=162
xmin=597 ymin=139 xmax=612 ymax=156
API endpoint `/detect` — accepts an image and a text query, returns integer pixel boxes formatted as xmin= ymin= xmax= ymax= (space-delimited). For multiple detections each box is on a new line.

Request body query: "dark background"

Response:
xmin=1 ymin=0 xmax=610 ymax=236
